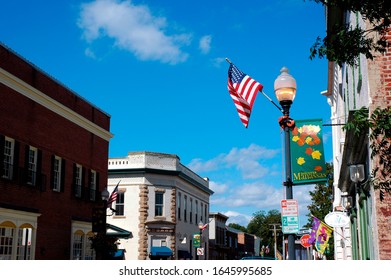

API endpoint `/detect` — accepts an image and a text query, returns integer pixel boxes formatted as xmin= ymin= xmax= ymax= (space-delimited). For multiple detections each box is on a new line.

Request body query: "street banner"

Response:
xmin=193 ymin=234 xmax=200 ymax=248
xmin=290 ymin=119 xmax=328 ymax=185
xmin=308 ymin=216 xmax=333 ymax=254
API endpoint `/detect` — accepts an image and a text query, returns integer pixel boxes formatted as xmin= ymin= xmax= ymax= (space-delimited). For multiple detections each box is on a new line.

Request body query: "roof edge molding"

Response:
xmin=0 ymin=67 xmax=113 ymax=142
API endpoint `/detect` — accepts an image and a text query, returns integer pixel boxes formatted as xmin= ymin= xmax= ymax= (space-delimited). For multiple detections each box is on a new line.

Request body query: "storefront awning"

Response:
xmin=106 ymin=223 xmax=132 ymax=239
xmin=112 ymin=249 xmax=126 ymax=260
xmin=151 ymin=246 xmax=172 ymax=257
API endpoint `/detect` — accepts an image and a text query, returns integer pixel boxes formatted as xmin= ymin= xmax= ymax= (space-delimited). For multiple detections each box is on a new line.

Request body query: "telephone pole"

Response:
xmin=270 ymin=224 xmax=281 ymax=259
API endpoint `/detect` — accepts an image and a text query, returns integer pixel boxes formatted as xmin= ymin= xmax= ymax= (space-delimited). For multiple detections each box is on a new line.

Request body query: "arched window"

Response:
xmin=17 ymin=223 xmax=34 ymax=260
xmin=0 ymin=221 xmax=16 ymax=260
xmin=85 ymin=232 xmax=96 ymax=260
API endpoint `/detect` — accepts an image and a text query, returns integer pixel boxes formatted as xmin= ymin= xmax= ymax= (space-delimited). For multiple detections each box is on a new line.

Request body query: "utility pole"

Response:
xmin=270 ymin=224 xmax=281 ymax=259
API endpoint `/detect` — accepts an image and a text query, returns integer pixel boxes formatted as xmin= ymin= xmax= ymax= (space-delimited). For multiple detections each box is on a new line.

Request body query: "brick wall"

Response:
xmin=368 ymin=28 xmax=391 ymax=260
xmin=0 ymin=44 xmax=111 ymax=259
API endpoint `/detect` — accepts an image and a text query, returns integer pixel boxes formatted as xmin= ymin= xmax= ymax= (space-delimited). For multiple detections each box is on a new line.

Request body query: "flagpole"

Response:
xmin=261 ymin=91 xmax=284 ymax=113
xmin=225 ymin=58 xmax=283 ymax=113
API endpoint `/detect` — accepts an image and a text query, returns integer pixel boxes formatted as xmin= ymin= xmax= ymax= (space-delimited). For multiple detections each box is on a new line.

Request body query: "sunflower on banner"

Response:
xmin=308 ymin=216 xmax=333 ymax=254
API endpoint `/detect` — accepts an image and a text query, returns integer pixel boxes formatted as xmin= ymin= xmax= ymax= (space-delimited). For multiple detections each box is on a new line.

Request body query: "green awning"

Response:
xmin=106 ymin=223 xmax=132 ymax=239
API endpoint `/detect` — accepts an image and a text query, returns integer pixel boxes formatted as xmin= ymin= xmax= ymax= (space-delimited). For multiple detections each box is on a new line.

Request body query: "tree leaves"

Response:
xmin=344 ymin=106 xmax=391 ymax=200
xmin=309 ymin=0 xmax=391 ymax=66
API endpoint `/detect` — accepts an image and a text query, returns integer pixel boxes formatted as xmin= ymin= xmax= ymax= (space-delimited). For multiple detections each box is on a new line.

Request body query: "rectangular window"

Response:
xmin=27 ymin=146 xmax=37 ymax=185
xmin=89 ymin=170 xmax=97 ymax=201
xmin=184 ymin=195 xmax=188 ymax=222
xmin=177 ymin=192 xmax=181 ymax=220
xmin=53 ymin=156 xmax=62 ymax=192
xmin=115 ymin=192 xmax=125 ymax=216
xmin=200 ymin=202 xmax=203 ymax=223
xmin=74 ymin=164 xmax=82 ymax=198
xmin=155 ymin=192 xmax=164 ymax=216
xmin=195 ymin=200 xmax=198 ymax=224
xmin=3 ymin=137 xmax=14 ymax=180
xmin=190 ymin=198 xmax=193 ymax=224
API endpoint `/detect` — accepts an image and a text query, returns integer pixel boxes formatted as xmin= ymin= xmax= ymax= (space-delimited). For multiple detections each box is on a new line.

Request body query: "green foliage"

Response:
xmin=309 ymin=0 xmax=391 ymax=66
xmin=227 ymin=223 xmax=247 ymax=233
xmin=247 ymin=210 xmax=282 ymax=256
xmin=89 ymin=233 xmax=118 ymax=259
xmin=306 ymin=163 xmax=334 ymax=223
xmin=344 ymin=106 xmax=391 ymax=200
xmin=305 ymin=162 xmax=334 ymax=259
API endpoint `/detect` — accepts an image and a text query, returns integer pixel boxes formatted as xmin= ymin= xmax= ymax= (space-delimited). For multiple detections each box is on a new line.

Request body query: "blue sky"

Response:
xmin=1 ymin=0 xmax=332 ymax=227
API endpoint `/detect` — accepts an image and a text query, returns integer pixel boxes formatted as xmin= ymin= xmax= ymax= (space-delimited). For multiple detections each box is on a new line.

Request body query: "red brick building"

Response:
xmin=325 ymin=8 xmax=391 ymax=259
xmin=0 ymin=43 xmax=113 ymax=259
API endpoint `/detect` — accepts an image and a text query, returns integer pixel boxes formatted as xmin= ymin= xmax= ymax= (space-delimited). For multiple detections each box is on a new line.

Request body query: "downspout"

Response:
xmin=359 ymin=192 xmax=370 ymax=259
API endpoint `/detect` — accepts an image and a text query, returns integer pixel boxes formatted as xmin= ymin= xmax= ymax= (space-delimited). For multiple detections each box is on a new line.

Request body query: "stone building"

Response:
xmin=107 ymin=151 xmax=213 ymax=260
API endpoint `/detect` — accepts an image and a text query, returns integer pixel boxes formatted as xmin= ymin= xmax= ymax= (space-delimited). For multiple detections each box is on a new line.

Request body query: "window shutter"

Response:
xmin=24 ymin=145 xmax=29 ymax=183
xmin=50 ymin=155 xmax=55 ymax=190
xmin=13 ymin=141 xmax=19 ymax=180
xmin=60 ymin=159 xmax=65 ymax=192
xmin=0 ymin=135 xmax=4 ymax=176
xmin=82 ymin=166 xmax=86 ymax=194
xmin=37 ymin=149 xmax=44 ymax=191
xmin=72 ymin=163 xmax=76 ymax=196
xmin=95 ymin=172 xmax=100 ymax=201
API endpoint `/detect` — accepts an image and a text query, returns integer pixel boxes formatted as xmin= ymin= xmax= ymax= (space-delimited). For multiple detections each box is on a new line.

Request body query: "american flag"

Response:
xmin=107 ymin=181 xmax=120 ymax=208
xmin=227 ymin=63 xmax=263 ymax=128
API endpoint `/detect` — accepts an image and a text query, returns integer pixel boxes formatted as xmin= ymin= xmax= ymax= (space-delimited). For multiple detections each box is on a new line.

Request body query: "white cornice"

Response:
xmin=0 ymin=67 xmax=113 ymax=141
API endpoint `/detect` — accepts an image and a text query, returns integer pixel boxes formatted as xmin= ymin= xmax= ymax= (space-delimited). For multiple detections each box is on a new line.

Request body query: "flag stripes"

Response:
xmin=107 ymin=181 xmax=120 ymax=208
xmin=227 ymin=63 xmax=263 ymax=128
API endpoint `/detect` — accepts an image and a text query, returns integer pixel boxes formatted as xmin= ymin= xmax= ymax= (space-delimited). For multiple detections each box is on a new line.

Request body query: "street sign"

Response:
xmin=197 ymin=248 xmax=204 ymax=256
xmin=300 ymin=234 xmax=311 ymax=248
xmin=325 ymin=212 xmax=350 ymax=227
xmin=281 ymin=199 xmax=299 ymax=216
xmin=193 ymin=234 xmax=201 ymax=248
xmin=281 ymin=216 xmax=300 ymax=233
xmin=281 ymin=199 xmax=299 ymax=234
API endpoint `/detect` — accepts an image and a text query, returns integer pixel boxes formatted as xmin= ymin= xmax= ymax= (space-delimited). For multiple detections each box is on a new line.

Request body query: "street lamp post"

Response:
xmin=100 ymin=188 xmax=110 ymax=259
xmin=274 ymin=67 xmax=297 ymax=260
xmin=198 ymin=221 xmax=204 ymax=260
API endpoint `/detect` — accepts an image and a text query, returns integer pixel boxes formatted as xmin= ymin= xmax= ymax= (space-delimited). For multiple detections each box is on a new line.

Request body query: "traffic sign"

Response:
xmin=281 ymin=199 xmax=298 ymax=216
xmin=281 ymin=216 xmax=300 ymax=233
xmin=300 ymin=234 xmax=311 ymax=248
xmin=193 ymin=234 xmax=201 ymax=248
xmin=281 ymin=199 xmax=299 ymax=234
xmin=197 ymin=248 xmax=204 ymax=256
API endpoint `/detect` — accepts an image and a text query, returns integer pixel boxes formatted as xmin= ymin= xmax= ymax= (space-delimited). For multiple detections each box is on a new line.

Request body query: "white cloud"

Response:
xmin=211 ymin=181 xmax=283 ymax=208
xmin=209 ymin=181 xmax=229 ymax=194
xmin=223 ymin=211 xmax=252 ymax=226
xmin=188 ymin=143 xmax=279 ymax=179
xmin=78 ymin=0 xmax=191 ymax=64
xmin=199 ymin=35 xmax=212 ymax=54
xmin=211 ymin=57 xmax=226 ymax=68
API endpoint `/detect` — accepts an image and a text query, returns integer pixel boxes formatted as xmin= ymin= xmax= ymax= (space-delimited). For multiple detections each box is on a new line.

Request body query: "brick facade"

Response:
xmin=368 ymin=28 xmax=391 ymax=260
xmin=0 ymin=44 xmax=112 ymax=259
